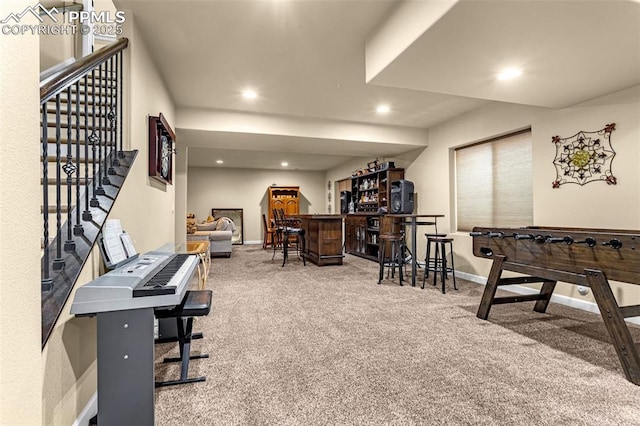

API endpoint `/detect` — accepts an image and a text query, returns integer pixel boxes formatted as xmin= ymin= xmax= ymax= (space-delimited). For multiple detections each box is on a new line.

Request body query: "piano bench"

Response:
xmin=155 ymin=290 xmax=212 ymax=388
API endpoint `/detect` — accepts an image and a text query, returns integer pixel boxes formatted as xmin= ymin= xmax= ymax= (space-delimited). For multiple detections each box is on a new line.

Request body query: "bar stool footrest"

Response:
xmin=163 ymin=353 xmax=209 ymax=363
xmin=155 ymin=376 xmax=206 ymax=388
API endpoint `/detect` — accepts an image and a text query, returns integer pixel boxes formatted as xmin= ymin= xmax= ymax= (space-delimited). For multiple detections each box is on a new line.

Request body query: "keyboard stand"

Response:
xmin=96 ymin=308 xmax=155 ymax=425
xmin=70 ymin=247 xmax=200 ymax=425
xmin=154 ymin=290 xmax=213 ymax=388
xmin=155 ymin=315 xmax=203 ymax=343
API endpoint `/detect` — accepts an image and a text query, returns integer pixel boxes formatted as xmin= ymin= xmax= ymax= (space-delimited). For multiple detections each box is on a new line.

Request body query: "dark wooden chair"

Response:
xmin=262 ymin=213 xmax=276 ymax=249
xmin=272 ymin=208 xmax=306 ymax=267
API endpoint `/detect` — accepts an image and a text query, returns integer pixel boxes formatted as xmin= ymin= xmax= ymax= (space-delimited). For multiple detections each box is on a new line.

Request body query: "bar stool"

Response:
xmin=424 ymin=233 xmax=449 ymax=280
xmin=154 ymin=290 xmax=212 ymax=387
xmin=378 ymin=233 xmax=404 ymax=286
xmin=422 ymin=236 xmax=457 ymax=293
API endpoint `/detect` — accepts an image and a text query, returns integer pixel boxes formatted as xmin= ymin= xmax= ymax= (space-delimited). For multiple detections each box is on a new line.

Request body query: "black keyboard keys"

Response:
xmin=133 ymin=254 xmax=190 ymax=297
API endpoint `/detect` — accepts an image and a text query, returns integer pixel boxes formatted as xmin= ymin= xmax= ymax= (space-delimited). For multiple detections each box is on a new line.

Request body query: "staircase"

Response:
xmin=40 ymin=38 xmax=135 ymax=348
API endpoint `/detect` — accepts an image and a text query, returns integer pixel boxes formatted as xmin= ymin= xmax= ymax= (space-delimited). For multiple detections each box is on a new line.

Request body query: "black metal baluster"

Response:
xmin=73 ymin=80 xmax=83 ymax=236
xmin=63 ymin=86 xmax=76 ymax=252
xmin=108 ymin=55 xmax=117 ymax=174
xmin=101 ymin=59 xmax=112 ymax=183
xmin=41 ymin=105 xmax=53 ymax=291
xmin=83 ymin=73 xmax=94 ymax=218
xmin=96 ymin=61 xmax=107 ymax=193
xmin=112 ymin=53 xmax=121 ymax=165
xmin=119 ymin=52 xmax=124 ymax=158
xmin=52 ymin=95 xmax=65 ymax=272
xmin=89 ymin=68 xmax=100 ymax=207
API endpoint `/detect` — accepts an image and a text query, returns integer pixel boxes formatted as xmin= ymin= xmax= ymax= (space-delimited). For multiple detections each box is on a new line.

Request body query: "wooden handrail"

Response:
xmin=40 ymin=38 xmax=129 ymax=103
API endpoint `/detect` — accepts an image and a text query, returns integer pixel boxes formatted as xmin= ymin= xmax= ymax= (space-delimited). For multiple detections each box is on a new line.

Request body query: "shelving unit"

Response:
xmin=345 ymin=167 xmax=405 ymax=261
xmin=350 ymin=168 xmax=404 ymax=214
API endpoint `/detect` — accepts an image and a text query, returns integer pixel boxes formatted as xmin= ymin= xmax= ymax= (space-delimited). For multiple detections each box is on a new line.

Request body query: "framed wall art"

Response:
xmin=551 ymin=123 xmax=617 ymax=188
xmin=148 ymin=113 xmax=175 ymax=184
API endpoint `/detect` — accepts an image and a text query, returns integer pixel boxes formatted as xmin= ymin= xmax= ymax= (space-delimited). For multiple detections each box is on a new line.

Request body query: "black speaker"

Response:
xmin=340 ymin=191 xmax=351 ymax=214
xmin=390 ymin=180 xmax=414 ymax=214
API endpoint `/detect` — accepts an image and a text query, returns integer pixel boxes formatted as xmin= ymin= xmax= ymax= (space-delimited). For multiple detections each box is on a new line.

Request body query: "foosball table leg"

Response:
xmin=477 ymin=256 xmax=505 ymax=320
xmin=533 ymin=280 xmax=557 ymax=314
xmin=586 ymin=269 xmax=640 ymax=385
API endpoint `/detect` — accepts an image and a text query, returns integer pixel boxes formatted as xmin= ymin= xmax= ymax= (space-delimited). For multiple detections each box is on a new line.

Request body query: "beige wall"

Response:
xmin=0 ymin=1 xmax=42 ymax=424
xmin=40 ymin=12 xmax=177 ymax=425
xmin=39 ymin=15 xmax=79 ymax=71
xmin=111 ymin=13 xmax=176 ymax=255
xmin=187 ymin=166 xmax=325 ymax=243
xmin=175 ymin=136 xmax=189 ymax=245
xmin=403 ymin=84 xmax=640 ymax=306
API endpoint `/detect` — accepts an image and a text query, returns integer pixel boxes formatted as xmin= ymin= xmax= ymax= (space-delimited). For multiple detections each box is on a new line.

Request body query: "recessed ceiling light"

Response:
xmin=216 ymin=160 xmax=224 ymax=164
xmin=497 ymin=67 xmax=522 ymax=80
xmin=281 ymin=162 xmax=289 ymax=167
xmin=242 ymin=89 xmax=257 ymax=99
xmin=376 ymin=104 xmax=390 ymax=114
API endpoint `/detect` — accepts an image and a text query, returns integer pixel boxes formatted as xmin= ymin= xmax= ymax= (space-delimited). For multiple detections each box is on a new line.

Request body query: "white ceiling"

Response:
xmin=370 ymin=0 xmax=640 ymax=108
xmin=114 ymin=0 xmax=640 ymax=171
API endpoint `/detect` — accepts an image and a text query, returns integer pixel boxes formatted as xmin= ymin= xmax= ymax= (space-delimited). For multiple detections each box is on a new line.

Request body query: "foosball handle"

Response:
xmin=513 ymin=233 xmax=534 ymax=240
xmin=602 ymin=238 xmax=622 ymax=249
xmin=487 ymin=232 xmax=505 ymax=238
xmin=574 ymin=237 xmax=597 ymax=247
xmin=546 ymin=236 xmax=574 ymax=244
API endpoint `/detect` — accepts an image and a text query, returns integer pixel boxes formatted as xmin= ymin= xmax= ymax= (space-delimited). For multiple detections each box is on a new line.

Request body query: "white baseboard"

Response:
xmin=73 ymin=392 xmax=97 ymax=426
xmin=244 ymin=240 xmax=263 ymax=245
xmin=457 ymin=271 xmax=640 ymax=326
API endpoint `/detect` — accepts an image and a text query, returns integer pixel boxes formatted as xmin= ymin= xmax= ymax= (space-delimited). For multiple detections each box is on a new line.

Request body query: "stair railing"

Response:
xmin=40 ymin=38 xmax=131 ymax=347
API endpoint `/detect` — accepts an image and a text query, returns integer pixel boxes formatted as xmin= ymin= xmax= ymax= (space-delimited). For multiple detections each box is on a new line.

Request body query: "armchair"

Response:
xmin=187 ymin=215 xmax=235 ymax=257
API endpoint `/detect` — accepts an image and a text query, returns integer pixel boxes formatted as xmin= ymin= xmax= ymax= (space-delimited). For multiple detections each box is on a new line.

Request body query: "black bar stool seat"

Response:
xmin=154 ymin=290 xmax=212 ymax=387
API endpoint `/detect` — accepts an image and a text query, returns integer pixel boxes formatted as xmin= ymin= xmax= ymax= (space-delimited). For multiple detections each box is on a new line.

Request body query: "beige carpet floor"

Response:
xmin=154 ymin=245 xmax=640 ymax=425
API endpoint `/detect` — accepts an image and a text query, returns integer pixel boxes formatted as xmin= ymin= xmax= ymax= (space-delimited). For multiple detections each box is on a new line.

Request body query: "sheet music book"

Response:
xmin=102 ymin=219 xmax=137 ymax=266
xmin=120 ymin=232 xmax=138 ymax=258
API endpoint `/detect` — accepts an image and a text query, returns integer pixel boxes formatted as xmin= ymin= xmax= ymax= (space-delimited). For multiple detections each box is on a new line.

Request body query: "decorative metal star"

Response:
xmin=551 ymin=123 xmax=617 ymax=188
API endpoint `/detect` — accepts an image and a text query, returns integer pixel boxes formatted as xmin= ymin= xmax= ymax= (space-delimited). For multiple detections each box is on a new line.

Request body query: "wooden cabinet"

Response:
xmin=268 ymin=186 xmax=300 ymax=225
xmin=351 ymin=168 xmax=404 ymax=213
xmin=296 ymin=215 xmax=343 ymax=266
xmin=345 ymin=215 xmax=366 ymax=256
xmin=345 ymin=214 xmax=402 ymax=261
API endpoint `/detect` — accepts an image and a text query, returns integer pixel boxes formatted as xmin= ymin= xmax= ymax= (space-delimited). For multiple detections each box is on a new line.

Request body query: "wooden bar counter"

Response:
xmin=294 ymin=214 xmax=344 ymax=266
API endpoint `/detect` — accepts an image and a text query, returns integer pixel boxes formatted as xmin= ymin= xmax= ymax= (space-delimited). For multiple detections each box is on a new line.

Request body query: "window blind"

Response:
xmin=455 ymin=130 xmax=533 ymax=232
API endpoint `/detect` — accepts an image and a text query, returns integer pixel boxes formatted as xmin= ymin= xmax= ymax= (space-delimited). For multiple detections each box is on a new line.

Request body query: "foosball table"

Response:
xmin=470 ymin=226 xmax=640 ymax=385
